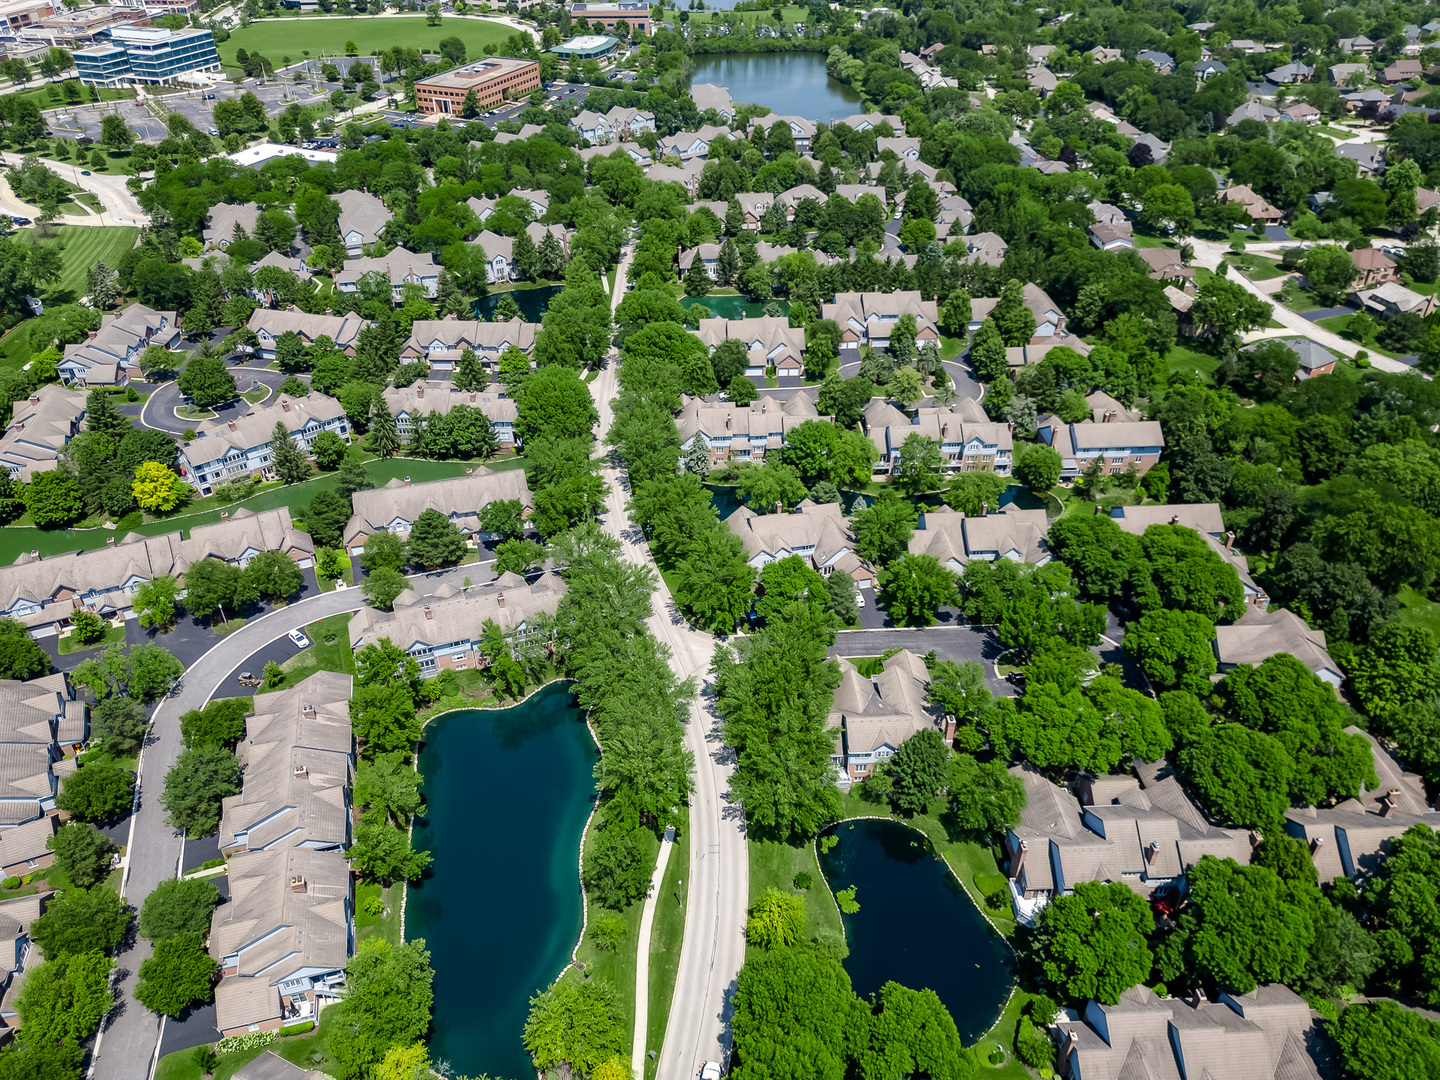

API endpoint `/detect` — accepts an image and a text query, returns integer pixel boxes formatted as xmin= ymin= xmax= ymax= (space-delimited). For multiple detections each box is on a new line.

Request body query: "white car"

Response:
xmin=287 ymin=629 xmax=311 ymax=648
xmin=856 ymin=591 xmax=866 ymax=609
xmin=700 ymin=1065 xmax=723 ymax=1080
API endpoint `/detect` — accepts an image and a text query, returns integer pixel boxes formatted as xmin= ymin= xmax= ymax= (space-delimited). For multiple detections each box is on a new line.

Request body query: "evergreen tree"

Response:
xmin=969 ymin=319 xmax=1009 ymax=383
xmin=537 ymin=230 xmax=567 ymax=279
xmin=512 ymin=228 xmax=538 ymax=281
xmin=993 ymin=278 xmax=1037 ymax=347
xmin=717 ymin=238 xmax=741 ymax=285
xmin=268 ymin=421 xmax=311 ymax=484
xmin=453 ymin=347 xmax=489 ymax=391
xmin=368 ymin=396 xmax=400 ymax=458
xmin=725 ymin=198 xmax=745 ymax=236
xmin=84 ymin=388 xmax=130 ymax=444
xmin=684 ymin=433 xmax=711 ymax=476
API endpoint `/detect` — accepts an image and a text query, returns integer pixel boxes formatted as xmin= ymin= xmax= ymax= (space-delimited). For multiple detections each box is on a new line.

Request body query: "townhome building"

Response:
xmin=876 ymin=135 xmax=921 ymax=160
xmin=571 ymin=105 xmax=655 ymax=143
xmin=828 ymin=650 xmax=940 ymax=786
xmin=334 ymin=189 xmax=392 ymax=256
xmin=0 ymin=385 xmax=85 ymax=481
xmin=908 ymin=505 xmax=1050 ymax=571
xmin=969 ymin=283 xmax=1066 ymax=340
xmin=348 ymin=571 xmax=566 ymax=674
xmin=211 ymin=845 xmax=352 ymax=1038
xmin=690 ymin=83 xmax=734 ymax=122
xmin=1214 ymin=607 xmax=1342 ymax=686
xmin=0 ymin=672 xmax=86 ymax=827
xmin=0 ymin=817 xmax=56 ymax=879
xmin=678 ymin=243 xmax=721 ymax=279
xmin=776 ymin=183 xmax=827 ymax=218
xmin=1035 ymin=415 xmax=1165 ymax=478
xmin=1005 ymin=760 xmax=1253 ymax=922
xmin=675 ymin=392 xmax=819 ymax=466
xmin=646 ymin=160 xmax=704 ymax=198
xmin=863 ymin=397 xmax=1013 ymax=476
xmin=474 ymin=230 xmax=515 ymax=284
xmin=748 ymin=114 xmax=817 ymax=151
xmin=960 ymin=231 xmax=1008 ymax=267
xmin=382 ymin=383 xmax=518 ymax=447
xmin=577 ymin=142 xmax=652 ymax=169
xmin=182 ymin=507 xmax=315 ymax=569
xmin=333 ymin=248 xmax=439 ymax=299
xmin=342 ymin=470 xmax=534 ymax=556
xmin=399 ymin=316 xmax=536 ymax=372
xmin=692 ymin=315 xmax=805 ymax=379
xmin=0 ymin=891 xmax=55 ymax=1028
xmin=203 ymin=201 xmax=261 ymax=249
xmin=1105 ymin=503 xmax=1266 ymax=608
xmin=246 ymin=308 xmax=367 ymax=361
xmin=725 ymin=498 xmax=875 ymax=588
xmin=1054 ymin=984 xmax=1325 ymax=1080
xmin=59 ymin=303 xmax=180 ymax=386
xmin=178 ymin=396 xmax=351 ymax=494
xmin=821 ymin=291 xmax=940 ymax=355
xmin=656 ymin=124 xmax=730 ymax=159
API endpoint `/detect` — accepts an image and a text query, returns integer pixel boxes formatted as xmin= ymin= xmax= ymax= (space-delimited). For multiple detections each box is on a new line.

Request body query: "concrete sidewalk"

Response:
xmin=631 ymin=829 xmax=675 ymax=1078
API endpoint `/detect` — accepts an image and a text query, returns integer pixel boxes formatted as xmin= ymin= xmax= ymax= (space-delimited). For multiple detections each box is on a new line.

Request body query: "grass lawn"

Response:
xmin=1164 ymin=343 xmax=1223 ymax=382
xmin=1397 ymin=585 xmax=1440 ymax=639
xmin=684 ymin=5 xmax=808 ymax=23
xmin=1282 ymin=291 xmax=1327 ymax=314
xmin=55 ymin=623 xmax=126 ymax=654
xmin=1227 ymin=254 xmax=1288 ymax=280
xmin=217 ymin=17 xmax=515 ymax=66
xmin=939 ymin=334 xmax=965 ymax=362
xmin=77 ymin=745 xmax=138 ymax=774
xmin=316 ymin=563 xmax=354 ymax=592
xmin=177 ymin=405 xmax=218 ymax=421
xmin=21 ymin=226 xmax=140 ymax=305
xmin=747 ymin=834 xmax=842 ymax=965
xmin=154 ymin=1004 xmax=338 ymax=1080
xmin=644 ymin=809 xmax=690 ymax=1080
xmin=73 ymin=192 xmax=103 ymax=215
xmin=258 ymin=614 xmax=356 ymax=692
xmin=355 ymin=880 xmax=403 ymax=946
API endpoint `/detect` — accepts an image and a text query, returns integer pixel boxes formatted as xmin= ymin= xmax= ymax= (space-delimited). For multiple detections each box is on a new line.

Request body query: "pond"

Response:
xmin=681 ymin=294 xmax=791 ymax=320
xmin=406 ymin=681 xmax=599 ymax=1079
xmin=692 ymin=52 xmax=862 ymax=125
xmin=472 ymin=284 xmax=563 ymax=323
xmin=817 ymin=818 xmax=1015 ymax=1043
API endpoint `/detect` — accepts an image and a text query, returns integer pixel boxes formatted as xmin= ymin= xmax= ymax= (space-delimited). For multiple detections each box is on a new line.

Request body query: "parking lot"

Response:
xmin=51 ymin=100 xmax=168 ymax=144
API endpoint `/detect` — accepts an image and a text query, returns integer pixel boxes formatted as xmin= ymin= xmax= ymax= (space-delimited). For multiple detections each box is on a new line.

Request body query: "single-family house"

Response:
xmin=1025 ymin=65 xmax=1059 ymax=96
xmin=1337 ymin=141 xmax=1385 ymax=175
xmin=969 ymin=283 xmax=1066 ymax=341
xmin=219 ymin=671 xmax=354 ymax=855
xmin=1217 ymin=183 xmax=1283 ymax=224
xmin=1239 ymin=337 xmax=1337 ymax=380
xmin=382 ymin=384 xmax=518 ymax=447
xmin=1280 ymin=102 xmax=1322 ymax=123
xmin=1026 ymin=44 xmax=1055 ymax=65
xmin=399 ymin=316 xmax=536 ymax=372
xmin=1088 ymin=222 xmax=1134 ymax=251
xmin=334 ymin=189 xmax=392 ymax=257
xmin=821 ymin=291 xmax=940 ymax=355
xmin=1228 ymin=38 xmax=1268 ymax=54
xmin=1091 ymin=46 xmax=1122 ymax=64
xmin=333 ymin=247 xmax=439 ymax=299
xmin=204 ymin=201 xmax=262 ymax=249
xmin=1357 ymin=280 xmax=1438 ymax=318
xmin=1267 ymin=61 xmax=1313 ymax=83
xmin=1106 ymin=503 xmax=1265 ymax=606
xmin=246 ymin=308 xmax=367 ymax=360
xmin=1339 ymin=36 xmax=1377 ymax=55
xmin=0 ymin=386 xmax=86 ymax=482
xmin=59 ymin=304 xmax=180 ymax=386
xmin=1352 ymin=246 xmax=1399 ymax=287
xmin=1035 ymin=416 xmax=1165 ymax=479
xmin=1330 ymin=62 xmax=1370 ymax=86
xmin=1138 ymin=50 xmax=1174 ymax=72
xmin=178 ymin=396 xmax=351 ymax=494
xmin=1195 ymin=59 xmax=1227 ymax=79
xmin=1382 ymin=58 xmax=1423 ymax=83
xmin=343 ymin=470 xmax=534 ymax=556
xmin=863 ymin=397 xmax=1014 ymax=476
xmin=960 ymin=231 xmax=1008 ymax=267
xmin=1004 ymin=336 xmax=1095 ymax=370
xmin=908 ymin=505 xmax=1049 ymax=571
xmin=348 ymin=572 xmax=566 ymax=674
xmin=693 ymin=316 xmax=805 ymax=380
xmin=725 ymin=498 xmax=874 ymax=588
xmin=1228 ymin=101 xmax=1279 ymax=125
xmin=690 ymin=83 xmax=734 ymax=122
xmin=676 ymin=392 xmax=819 ymax=465
xmin=828 ymin=650 xmax=940 ymax=786
xmin=1137 ymin=247 xmax=1195 ymax=287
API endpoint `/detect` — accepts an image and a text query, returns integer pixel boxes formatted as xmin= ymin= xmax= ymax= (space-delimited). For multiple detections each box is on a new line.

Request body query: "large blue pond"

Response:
xmin=818 ymin=818 xmax=1015 ymax=1043
xmin=406 ymin=682 xmax=598 ymax=1078
xmin=691 ymin=52 xmax=862 ymax=124
xmin=472 ymin=284 xmax=564 ymax=322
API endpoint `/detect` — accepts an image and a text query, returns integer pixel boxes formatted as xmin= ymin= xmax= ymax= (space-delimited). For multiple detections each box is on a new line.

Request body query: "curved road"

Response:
xmin=139 ymin=365 xmax=292 ymax=435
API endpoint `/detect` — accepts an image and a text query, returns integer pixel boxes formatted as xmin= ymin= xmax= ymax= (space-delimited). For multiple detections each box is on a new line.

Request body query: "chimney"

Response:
xmin=1007 ymin=421 xmax=1014 ymax=434
xmin=293 ymin=764 xmax=308 ymax=780
xmin=290 ymin=875 xmax=307 ymax=893
xmin=1145 ymin=840 xmax=1159 ymax=863
xmin=221 ymin=510 xmax=229 ymax=521
xmin=1311 ymin=834 xmax=1325 ymax=854
xmin=1065 ymin=1031 xmax=1079 ymax=1060
xmin=1381 ymin=789 xmax=1400 ymax=817
xmin=1104 ymin=409 xmax=1116 ymax=423
xmin=11 ymin=423 xmax=19 ymax=433
xmin=1011 ymin=839 xmax=1028 ymax=882
xmin=1093 ymin=502 xmax=1103 ymax=515
xmin=470 ymin=392 xmax=477 ymax=403
xmin=281 ymin=397 xmax=291 ymax=413
xmin=29 ymin=551 xmax=38 ymax=560
xmin=404 ymin=476 xmax=411 ymax=484
xmin=228 ymin=420 xmax=238 ymax=431
xmin=981 ymin=501 xmax=989 ymax=515
xmin=941 ymin=422 xmax=948 ymax=438
xmin=417 ymin=386 xmax=424 ymax=399
xmin=497 ymin=592 xmax=506 ymax=608
xmin=424 ymin=604 xmax=432 ymax=620
xmin=325 ymin=307 xmax=333 ymax=317
xmin=775 ymin=501 xmax=784 ymax=514
xmin=106 ymin=537 xmax=115 ymax=547
xmin=1225 ymin=530 xmax=1235 ymax=551
xmin=1191 ymin=987 xmax=1207 ymax=1010
xmin=726 ymin=416 xmax=732 ymax=430
xmin=28 ymin=394 xmax=37 ymax=405
xmin=302 ymin=703 xmax=316 ymax=719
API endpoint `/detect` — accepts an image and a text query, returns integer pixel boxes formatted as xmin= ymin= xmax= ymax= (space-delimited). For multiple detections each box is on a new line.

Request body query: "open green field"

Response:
xmin=23 ymin=226 xmax=139 ymax=304
xmin=1396 ymin=585 xmax=1440 ymax=639
xmin=217 ymin=16 xmax=516 ymax=66
xmin=684 ymin=5 xmax=809 ymax=24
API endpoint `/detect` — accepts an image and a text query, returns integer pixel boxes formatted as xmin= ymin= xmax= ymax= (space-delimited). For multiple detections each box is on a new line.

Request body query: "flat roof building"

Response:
xmin=414 ymin=56 xmax=540 ymax=116
xmin=568 ymin=2 xmax=650 ymax=34
xmin=550 ymin=34 xmax=619 ymax=60
xmin=75 ymin=26 xmax=220 ymax=86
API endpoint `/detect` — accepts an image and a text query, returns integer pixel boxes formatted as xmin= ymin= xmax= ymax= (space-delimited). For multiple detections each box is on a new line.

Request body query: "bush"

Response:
xmin=592 ymin=911 xmax=627 ymax=951
xmin=746 ymin=887 xmax=806 ymax=949
xmin=793 ymin=871 xmax=812 ymax=890
xmin=1015 ymin=1017 xmax=1054 ymax=1069
xmin=214 ymin=1031 xmax=276 ymax=1055
xmin=1 ymin=877 xmax=18 ymax=890
xmin=278 ymin=1021 xmax=314 ymax=1037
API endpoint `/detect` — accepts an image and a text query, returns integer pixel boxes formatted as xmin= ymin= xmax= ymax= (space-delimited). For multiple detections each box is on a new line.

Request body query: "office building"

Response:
xmin=75 ymin=26 xmax=221 ymax=87
xmin=413 ymin=56 xmax=540 ymax=115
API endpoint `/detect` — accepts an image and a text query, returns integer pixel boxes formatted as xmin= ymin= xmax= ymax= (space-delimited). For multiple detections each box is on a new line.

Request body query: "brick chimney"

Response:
xmin=1104 ymin=409 xmax=1116 ymax=423
xmin=497 ymin=592 xmax=506 ymax=608
xmin=1225 ymin=530 xmax=1236 ymax=551
xmin=1011 ymin=839 xmax=1028 ymax=882
xmin=1310 ymin=834 xmax=1325 ymax=854
xmin=281 ymin=397 xmax=291 ymax=413
xmin=293 ymin=764 xmax=309 ymax=780
xmin=1381 ymin=789 xmax=1401 ymax=817
xmin=1144 ymin=840 xmax=1159 ymax=864
xmin=424 ymin=604 xmax=432 ymax=620
xmin=404 ymin=476 xmax=411 ymax=484
xmin=417 ymin=386 xmax=425 ymax=399
xmin=302 ymin=703 xmax=316 ymax=719
xmin=1093 ymin=502 xmax=1103 ymax=515
xmin=289 ymin=875 xmax=307 ymax=893
xmin=1169 ymin=514 xmax=1179 ymax=525
xmin=1191 ymin=987 xmax=1207 ymax=1010
xmin=228 ymin=419 xmax=238 ymax=431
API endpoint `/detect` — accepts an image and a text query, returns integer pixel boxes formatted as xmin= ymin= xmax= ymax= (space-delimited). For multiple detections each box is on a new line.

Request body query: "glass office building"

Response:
xmin=75 ymin=27 xmax=221 ymax=86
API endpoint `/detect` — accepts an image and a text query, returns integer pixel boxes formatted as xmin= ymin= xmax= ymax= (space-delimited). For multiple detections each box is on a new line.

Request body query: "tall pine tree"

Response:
xmin=269 ymin=422 xmax=311 ymax=484
xmin=368 ymin=396 xmax=400 ymax=459
xmin=453 ymin=347 xmax=489 ymax=392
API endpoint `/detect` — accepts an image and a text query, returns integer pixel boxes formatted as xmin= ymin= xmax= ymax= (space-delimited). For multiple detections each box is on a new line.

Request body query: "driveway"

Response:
xmin=1299 ymin=303 xmax=1358 ymax=322
xmin=830 ymin=624 xmax=1014 ymax=698
xmin=140 ymin=366 xmax=294 ymax=435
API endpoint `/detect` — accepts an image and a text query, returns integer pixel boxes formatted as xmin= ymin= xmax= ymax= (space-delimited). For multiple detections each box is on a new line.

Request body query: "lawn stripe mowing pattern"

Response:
xmin=217 ymin=16 xmax=515 ymax=67
xmin=24 ymin=226 xmax=140 ymax=304
xmin=0 ymin=456 xmax=522 ymax=565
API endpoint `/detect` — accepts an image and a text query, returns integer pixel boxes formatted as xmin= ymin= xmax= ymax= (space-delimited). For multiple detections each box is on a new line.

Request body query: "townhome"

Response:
xmin=656 ymin=124 xmax=730 ymax=159
xmin=876 ymin=135 xmax=921 ymax=160
xmin=1105 ymin=502 xmax=1265 ymax=607
xmin=246 ymin=308 xmax=367 ymax=360
xmin=184 ymin=507 xmax=316 ymax=570
xmin=828 ymin=650 xmax=939 ymax=787
xmin=1055 ymin=984 xmax=1326 ymax=1080
xmin=969 ymin=283 xmax=1066 ymax=340
xmin=59 ymin=303 xmax=180 ymax=386
xmin=0 ymin=385 xmax=86 ymax=481
xmin=502 ymin=189 xmax=551 ymax=219
xmin=1214 ymin=607 xmax=1341 ymax=687
xmin=863 ymin=397 xmax=1014 ymax=476
xmin=675 ymin=392 xmax=819 ymax=465
xmin=690 ymin=83 xmax=734 ymax=122
xmin=733 ymin=191 xmax=774 ymax=229
xmin=570 ymin=105 xmax=655 ymax=144
xmin=571 ymin=110 xmax=617 ymax=144
xmin=474 ymin=230 xmax=515 ymax=284
xmin=178 ymin=397 xmax=351 ymax=494
xmin=776 ymin=183 xmax=827 ymax=218
xmin=678 ymin=243 xmax=720 ymax=279
xmin=334 ymin=189 xmax=392 ymax=257
xmin=219 ymin=672 xmax=354 ymax=856
xmin=333 ymin=247 xmax=439 ymax=299
xmin=0 ymin=891 xmax=54 ymax=1027
xmin=935 ymin=193 xmax=973 ymax=237
xmin=382 ymin=383 xmax=518 ymax=447
xmin=646 ymin=160 xmax=704 ymax=198
xmin=211 ymin=845 xmax=352 ymax=1037
xmin=821 ymin=291 xmax=940 ymax=355
xmin=348 ymin=571 xmax=566 ymax=674
xmin=961 ymin=231 xmax=1008 ymax=267
xmin=1284 ymin=730 xmax=1436 ymax=883
xmin=835 ymin=112 xmax=902 ymax=133
xmin=725 ymin=498 xmax=875 ymax=587
xmin=748 ymin=114 xmax=817 ymax=151
xmin=578 ymin=142 xmax=652 ymax=170
xmin=0 ymin=672 xmax=86 ymax=827
xmin=907 ymin=505 xmax=1049 ymax=571
xmin=1005 ymin=760 xmax=1252 ymax=922
xmin=343 ymin=470 xmax=534 ymax=556
xmin=693 ymin=316 xmax=805 ymax=379
xmin=1036 ymin=414 xmax=1164 ymax=479
xmin=526 ymin=221 xmax=570 ymax=257
xmin=0 ymin=818 xmax=56 ymax=879
xmin=400 ymin=316 xmax=536 ymax=372
xmin=203 ymin=201 xmax=261 ymax=249
xmin=1351 ymin=246 xmax=1399 ymax=287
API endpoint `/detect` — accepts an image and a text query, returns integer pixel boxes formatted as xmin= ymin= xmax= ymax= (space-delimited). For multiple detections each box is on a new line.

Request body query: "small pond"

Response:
xmin=681 ymin=294 xmax=791 ymax=320
xmin=817 ymin=818 xmax=1015 ymax=1043
xmin=692 ymin=52 xmax=862 ymax=124
xmin=472 ymin=284 xmax=563 ymax=322
xmin=406 ymin=681 xmax=598 ymax=1079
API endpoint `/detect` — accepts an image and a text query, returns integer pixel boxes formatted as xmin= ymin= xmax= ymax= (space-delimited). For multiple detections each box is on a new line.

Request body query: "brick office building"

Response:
xmin=414 ymin=56 xmax=540 ymax=115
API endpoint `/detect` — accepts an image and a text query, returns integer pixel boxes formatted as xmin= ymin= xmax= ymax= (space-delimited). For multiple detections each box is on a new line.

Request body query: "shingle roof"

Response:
xmin=334 ymin=189 xmax=392 ymax=247
xmin=349 ymin=572 xmax=566 ymax=652
xmin=829 ymin=650 xmax=936 ymax=755
xmin=344 ymin=470 xmax=534 ymax=547
xmin=0 ymin=384 xmax=86 ymax=482
xmin=1214 ymin=607 xmax=1339 ymax=677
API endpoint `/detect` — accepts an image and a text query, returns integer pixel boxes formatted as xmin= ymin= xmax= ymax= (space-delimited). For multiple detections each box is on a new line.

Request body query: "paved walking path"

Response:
xmin=631 ymin=831 xmax=675 ymax=1077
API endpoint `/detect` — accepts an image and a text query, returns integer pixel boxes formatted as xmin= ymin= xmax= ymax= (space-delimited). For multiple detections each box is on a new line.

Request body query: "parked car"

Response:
xmin=287 ymin=629 xmax=311 ymax=648
xmin=79 ymin=170 xmax=90 ymax=175
xmin=208 ymin=127 xmax=219 ymax=136
xmin=856 ymin=591 xmax=866 ymax=608
xmin=9 ymin=216 xmax=29 ymax=226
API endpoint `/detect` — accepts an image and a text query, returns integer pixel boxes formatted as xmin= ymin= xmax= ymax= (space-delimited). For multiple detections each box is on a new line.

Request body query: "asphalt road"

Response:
xmin=830 ymin=624 xmax=1015 ymax=698
xmin=140 ymin=364 xmax=295 ymax=436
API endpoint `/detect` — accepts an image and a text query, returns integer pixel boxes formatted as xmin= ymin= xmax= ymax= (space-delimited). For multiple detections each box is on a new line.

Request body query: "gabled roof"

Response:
xmin=344 ymin=469 xmax=534 ymax=546
xmin=334 ymin=189 xmax=392 ymax=246
xmin=349 ymin=572 xmax=566 ymax=652
xmin=829 ymin=650 xmax=935 ymax=755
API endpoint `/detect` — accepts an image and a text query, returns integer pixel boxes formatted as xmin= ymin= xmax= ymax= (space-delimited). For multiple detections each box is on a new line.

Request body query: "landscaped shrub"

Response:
xmin=793 ymin=871 xmax=812 ymax=890
xmin=278 ymin=1021 xmax=314 ymax=1037
xmin=746 ymin=888 xmax=805 ymax=949
xmin=215 ymin=1030 xmax=276 ymax=1055
xmin=1015 ymin=1017 xmax=1054 ymax=1069
xmin=592 ymin=912 xmax=627 ymax=952
xmin=1 ymin=877 xmax=18 ymax=889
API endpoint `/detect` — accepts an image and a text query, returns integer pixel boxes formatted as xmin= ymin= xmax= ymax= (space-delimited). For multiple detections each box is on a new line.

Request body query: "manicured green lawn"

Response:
xmin=217 ymin=16 xmax=515 ymax=66
xmin=355 ymin=880 xmax=403 ymax=947
xmin=939 ymin=334 xmax=965 ymax=361
xmin=154 ymin=1005 xmax=338 ymax=1080
xmin=683 ymin=5 xmax=808 ymax=23
xmin=1164 ymin=343 xmax=1223 ymax=381
xmin=1227 ymin=254 xmax=1288 ymax=280
xmin=1397 ymin=585 xmax=1440 ymax=639
xmin=645 ymin=810 xmax=690 ymax=1080
xmin=22 ymin=226 xmax=140 ymax=304
xmin=258 ymin=614 xmax=356 ymax=692
xmin=747 ymin=834 xmax=842 ymax=965
xmin=55 ymin=623 xmax=126 ymax=654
